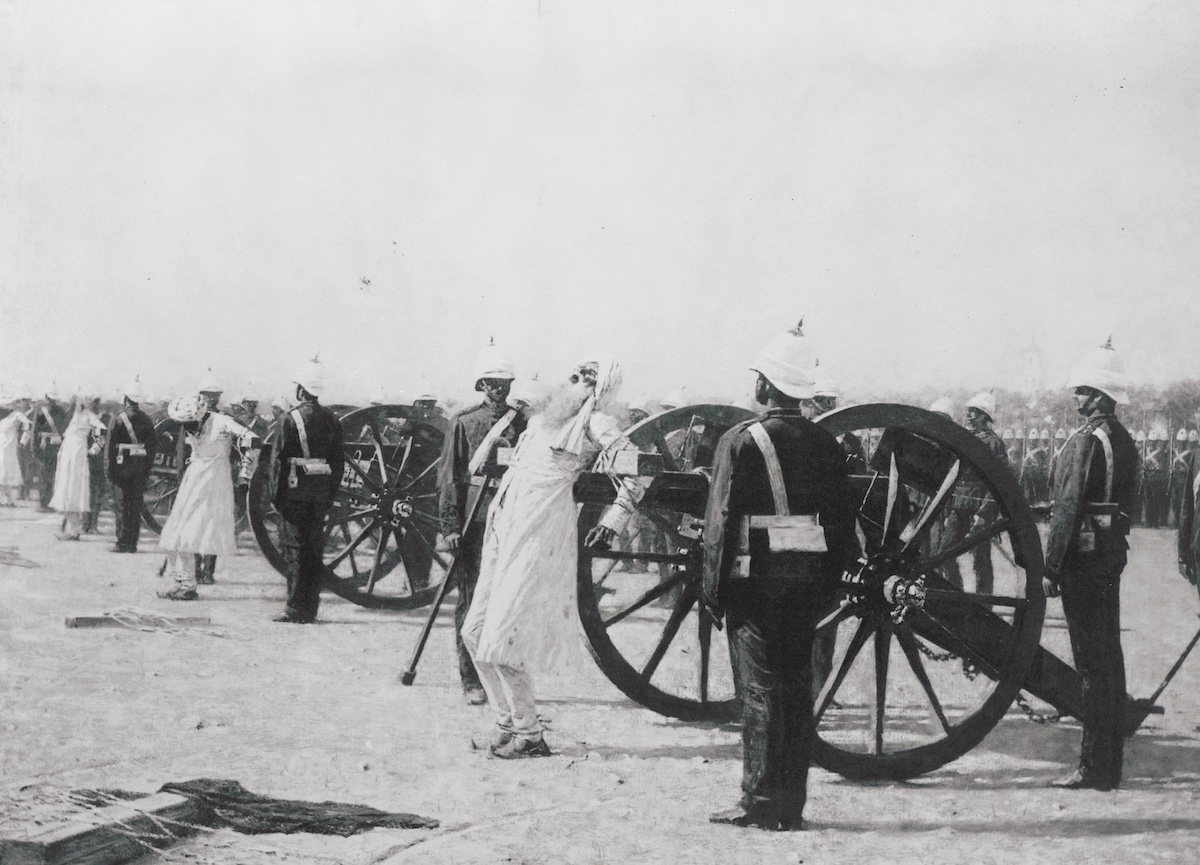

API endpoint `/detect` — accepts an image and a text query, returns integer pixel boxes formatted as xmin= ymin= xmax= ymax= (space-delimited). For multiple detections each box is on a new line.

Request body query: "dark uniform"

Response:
xmin=437 ymin=400 xmax=526 ymax=695
xmin=1020 ymin=443 xmax=1049 ymax=505
xmin=1168 ymin=444 xmax=1191 ymax=529
xmin=273 ymin=399 xmax=345 ymax=622
xmin=702 ymin=408 xmax=859 ymax=827
xmin=1046 ymin=412 xmax=1136 ymax=790
xmin=31 ymin=400 xmax=69 ymax=510
xmin=106 ymin=405 xmax=157 ymax=551
xmin=84 ymin=406 xmax=110 ymax=533
xmin=1178 ymin=450 xmax=1200 ymax=604
xmin=940 ymin=425 xmax=1009 ymax=594
xmin=1142 ymin=441 xmax=1169 ymax=527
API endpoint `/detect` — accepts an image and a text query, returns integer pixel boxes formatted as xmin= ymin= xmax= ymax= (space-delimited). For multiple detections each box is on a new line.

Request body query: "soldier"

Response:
xmin=107 ymin=379 xmax=157 ymax=553
xmin=929 ymin=396 xmax=953 ymax=419
xmin=267 ymin=395 xmax=293 ymax=443
xmin=272 ymin=357 xmax=344 ymax=623
xmin=198 ymin=369 xmax=224 ymax=414
xmin=1168 ymin=429 xmax=1192 ymax=529
xmin=1178 ymin=433 xmax=1200 ymax=604
xmin=1020 ymin=428 xmax=1047 ymax=506
xmin=1143 ymin=429 xmax=1169 ymax=528
xmin=939 ymin=391 xmax=1008 ymax=594
xmin=234 ymin=388 xmax=270 ymax=439
xmin=1044 ymin=338 xmax=1136 ymax=790
xmin=1132 ymin=430 xmax=1147 ymax=525
xmin=83 ymin=396 xmax=110 ymax=533
xmin=703 ymin=322 xmax=859 ymax=831
xmin=1002 ymin=428 xmax=1017 ymax=466
xmin=31 ymin=386 xmax=69 ymax=512
xmin=625 ymin=395 xmax=650 ymax=428
xmin=437 ymin=341 xmax=526 ymax=703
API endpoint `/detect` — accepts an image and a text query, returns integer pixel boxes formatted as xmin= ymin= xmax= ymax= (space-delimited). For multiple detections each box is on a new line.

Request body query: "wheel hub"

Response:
xmin=378 ymin=490 xmax=415 ymax=528
xmin=843 ymin=554 xmax=925 ymax=622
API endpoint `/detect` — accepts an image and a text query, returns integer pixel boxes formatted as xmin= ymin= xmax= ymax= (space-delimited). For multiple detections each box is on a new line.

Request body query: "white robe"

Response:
xmin=49 ymin=409 xmax=98 ymax=513
xmin=464 ymin=412 xmax=642 ymax=673
xmin=159 ymin=413 xmax=253 ymax=556
xmin=0 ymin=411 xmax=30 ymax=487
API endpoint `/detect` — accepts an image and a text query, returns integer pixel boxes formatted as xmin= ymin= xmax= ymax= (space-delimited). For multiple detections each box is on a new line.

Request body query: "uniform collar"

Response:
xmin=762 ymin=407 xmax=806 ymax=419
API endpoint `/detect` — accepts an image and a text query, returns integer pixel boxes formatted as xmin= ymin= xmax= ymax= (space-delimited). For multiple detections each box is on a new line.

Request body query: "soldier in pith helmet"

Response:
xmin=437 ymin=340 xmax=526 ymax=703
xmin=107 ymin=377 xmax=157 ymax=552
xmin=1045 ymin=338 xmax=1136 ymax=791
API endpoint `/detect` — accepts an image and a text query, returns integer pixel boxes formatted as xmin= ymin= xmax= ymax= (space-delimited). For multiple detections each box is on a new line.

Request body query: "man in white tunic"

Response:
xmin=49 ymin=392 xmax=104 ymax=540
xmin=0 ymin=394 xmax=33 ymax=506
xmin=462 ymin=357 xmax=644 ymax=758
xmin=157 ymin=394 xmax=260 ymax=600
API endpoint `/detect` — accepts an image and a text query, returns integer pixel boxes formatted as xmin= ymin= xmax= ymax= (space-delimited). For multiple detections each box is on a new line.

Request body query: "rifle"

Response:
xmin=400 ymin=474 xmax=496 ymax=686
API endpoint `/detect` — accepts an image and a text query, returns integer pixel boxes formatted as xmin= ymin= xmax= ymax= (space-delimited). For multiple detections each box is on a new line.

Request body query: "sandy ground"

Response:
xmin=2 ymin=501 xmax=1200 ymax=865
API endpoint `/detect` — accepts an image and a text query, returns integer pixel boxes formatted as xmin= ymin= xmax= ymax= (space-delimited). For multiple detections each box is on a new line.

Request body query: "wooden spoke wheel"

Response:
xmin=575 ymin=404 xmax=755 ymax=721
xmin=809 ymin=404 xmax=1046 ymax=780
xmin=247 ymin=404 xmax=449 ymax=609
xmin=141 ymin=418 xmax=185 ymax=534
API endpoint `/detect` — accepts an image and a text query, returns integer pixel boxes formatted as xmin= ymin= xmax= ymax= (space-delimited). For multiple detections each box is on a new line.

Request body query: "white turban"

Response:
xmin=551 ymin=356 xmax=623 ymax=455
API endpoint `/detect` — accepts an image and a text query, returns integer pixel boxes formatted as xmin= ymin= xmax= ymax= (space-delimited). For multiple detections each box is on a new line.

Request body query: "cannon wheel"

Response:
xmin=576 ymin=403 xmax=1046 ymax=780
xmin=576 ymin=405 xmax=755 ymax=721
xmin=247 ymin=404 xmax=450 ymax=610
xmin=141 ymin=418 xmax=184 ymax=534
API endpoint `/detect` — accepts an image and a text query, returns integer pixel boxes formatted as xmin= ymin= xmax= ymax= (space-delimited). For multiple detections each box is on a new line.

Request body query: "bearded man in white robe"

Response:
xmin=462 ymin=357 xmax=644 ymax=758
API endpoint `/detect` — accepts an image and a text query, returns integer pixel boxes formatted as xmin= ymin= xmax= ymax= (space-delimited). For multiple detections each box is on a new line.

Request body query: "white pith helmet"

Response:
xmin=1190 ymin=430 xmax=1199 ymax=444
xmin=1040 ymin=428 xmax=1051 ymax=441
xmin=1027 ymin=428 xmax=1039 ymax=440
xmin=293 ymin=355 xmax=326 ymax=397
xmin=1002 ymin=428 xmax=1014 ymax=440
xmin=270 ymin=395 xmax=294 ymax=412
xmin=750 ymin=320 xmax=816 ymax=400
xmin=1177 ymin=428 xmax=1188 ymax=443
xmin=1135 ymin=429 xmax=1146 ymax=443
xmin=1067 ymin=337 xmax=1129 ymax=405
xmin=121 ymin=376 xmax=146 ymax=405
xmin=627 ymin=393 xmax=650 ymax=413
xmin=197 ymin=368 xmax=223 ymax=395
xmin=507 ymin=378 xmax=541 ymax=410
xmin=1052 ymin=428 xmax=1064 ymax=441
xmin=1149 ymin=428 xmax=1162 ymax=442
xmin=929 ymin=397 xmax=953 ymax=417
xmin=965 ymin=391 xmax=996 ymax=422
xmin=473 ymin=338 xmax=516 ymax=386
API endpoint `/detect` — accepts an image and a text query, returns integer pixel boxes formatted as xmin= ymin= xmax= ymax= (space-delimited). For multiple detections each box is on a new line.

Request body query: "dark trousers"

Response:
xmin=84 ymin=456 xmax=106 ymax=531
xmin=725 ymin=575 xmax=823 ymax=823
xmin=938 ymin=508 xmax=994 ymax=595
xmin=1144 ymin=484 xmax=1168 ymax=527
xmin=194 ymin=554 xmax=217 ymax=583
xmin=279 ymin=500 xmax=328 ymax=622
xmin=37 ymin=454 xmax=57 ymax=507
xmin=1060 ymin=551 xmax=1127 ymax=787
xmin=454 ymin=523 xmax=485 ymax=693
xmin=114 ymin=482 xmax=146 ymax=550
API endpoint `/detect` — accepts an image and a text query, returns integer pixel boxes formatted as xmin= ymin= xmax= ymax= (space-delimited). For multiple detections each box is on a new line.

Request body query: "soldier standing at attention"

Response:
xmin=1177 ymin=431 xmax=1200 ymax=604
xmin=83 ymin=395 xmax=110 ymax=534
xmin=437 ymin=341 xmax=526 ymax=704
xmin=107 ymin=379 xmax=157 ymax=553
xmin=272 ymin=357 xmax=344 ymax=623
xmin=1143 ymin=429 xmax=1169 ymax=528
xmin=32 ymin=387 xmax=69 ymax=512
xmin=703 ymin=321 xmax=859 ymax=831
xmin=1168 ymin=429 xmax=1193 ymax=528
xmin=1044 ymin=338 xmax=1136 ymax=791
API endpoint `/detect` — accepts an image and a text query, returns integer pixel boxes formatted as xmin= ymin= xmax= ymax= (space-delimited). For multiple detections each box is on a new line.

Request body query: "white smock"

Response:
xmin=159 ymin=412 xmax=253 ymax=556
xmin=463 ymin=412 xmax=642 ymax=673
xmin=0 ymin=412 xmax=30 ymax=487
xmin=49 ymin=408 xmax=99 ymax=513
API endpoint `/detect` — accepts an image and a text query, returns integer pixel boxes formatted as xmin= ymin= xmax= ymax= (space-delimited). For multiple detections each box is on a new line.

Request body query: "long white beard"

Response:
xmin=540 ymin=382 xmax=591 ymax=429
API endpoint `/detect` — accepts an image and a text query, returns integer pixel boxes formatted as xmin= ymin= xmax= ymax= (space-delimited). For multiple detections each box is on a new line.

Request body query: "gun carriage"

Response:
xmin=573 ymin=402 xmax=1166 ymax=781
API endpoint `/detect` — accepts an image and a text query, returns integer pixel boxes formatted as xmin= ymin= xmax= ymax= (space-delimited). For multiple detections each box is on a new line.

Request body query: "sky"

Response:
xmin=1 ymin=1 xmax=1197 ymax=406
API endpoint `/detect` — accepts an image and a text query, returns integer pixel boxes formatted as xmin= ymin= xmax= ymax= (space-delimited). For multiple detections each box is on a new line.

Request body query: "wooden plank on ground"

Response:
xmin=0 ymin=792 xmax=202 ymax=865
xmin=64 ymin=616 xmax=211 ymax=630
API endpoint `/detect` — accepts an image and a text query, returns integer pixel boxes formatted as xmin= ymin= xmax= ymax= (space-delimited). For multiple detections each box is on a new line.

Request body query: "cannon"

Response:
xmin=573 ymin=403 xmax=1170 ymax=781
